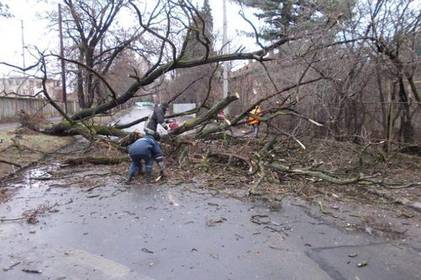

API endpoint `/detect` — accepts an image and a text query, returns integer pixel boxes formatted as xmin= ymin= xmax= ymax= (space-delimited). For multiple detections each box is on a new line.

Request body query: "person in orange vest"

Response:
xmin=247 ymin=105 xmax=262 ymax=138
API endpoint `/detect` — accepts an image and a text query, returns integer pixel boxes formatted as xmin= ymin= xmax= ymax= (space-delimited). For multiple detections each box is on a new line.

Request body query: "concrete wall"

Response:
xmin=0 ymin=96 xmax=79 ymax=122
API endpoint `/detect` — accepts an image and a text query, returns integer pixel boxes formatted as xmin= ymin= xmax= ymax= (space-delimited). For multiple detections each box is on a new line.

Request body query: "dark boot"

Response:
xmin=125 ymin=176 xmax=134 ymax=184
xmin=144 ymin=173 xmax=153 ymax=183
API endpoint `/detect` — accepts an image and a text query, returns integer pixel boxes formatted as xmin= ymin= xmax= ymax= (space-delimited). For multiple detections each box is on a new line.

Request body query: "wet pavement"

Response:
xmin=114 ymin=105 xmax=152 ymax=133
xmin=114 ymin=105 xmax=170 ymax=135
xmin=1 ymin=162 xmax=421 ymax=279
xmin=114 ymin=105 xmax=194 ymax=135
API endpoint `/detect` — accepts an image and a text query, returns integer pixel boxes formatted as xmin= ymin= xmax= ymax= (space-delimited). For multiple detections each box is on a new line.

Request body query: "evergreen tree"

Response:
xmin=181 ymin=0 xmax=214 ymax=60
xmin=202 ymin=0 xmax=213 ymax=33
xmin=173 ymin=0 xmax=216 ymax=104
xmin=0 ymin=2 xmax=11 ymax=18
xmin=238 ymin=0 xmax=355 ymax=40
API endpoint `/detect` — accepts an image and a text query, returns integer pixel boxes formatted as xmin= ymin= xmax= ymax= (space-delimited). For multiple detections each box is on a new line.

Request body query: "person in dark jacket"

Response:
xmin=144 ymin=103 xmax=169 ymax=140
xmin=126 ymin=134 xmax=166 ymax=183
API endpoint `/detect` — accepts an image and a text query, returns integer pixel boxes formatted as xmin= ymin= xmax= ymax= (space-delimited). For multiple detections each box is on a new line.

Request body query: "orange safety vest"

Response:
xmin=247 ymin=107 xmax=262 ymax=125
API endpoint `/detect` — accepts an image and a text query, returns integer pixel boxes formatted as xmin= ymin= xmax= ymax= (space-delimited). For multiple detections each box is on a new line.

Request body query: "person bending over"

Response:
xmin=126 ymin=134 xmax=165 ymax=183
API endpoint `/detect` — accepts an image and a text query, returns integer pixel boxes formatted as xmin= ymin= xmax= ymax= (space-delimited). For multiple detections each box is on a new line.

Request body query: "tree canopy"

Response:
xmin=237 ymin=0 xmax=356 ymax=39
xmin=0 ymin=1 xmax=11 ymax=18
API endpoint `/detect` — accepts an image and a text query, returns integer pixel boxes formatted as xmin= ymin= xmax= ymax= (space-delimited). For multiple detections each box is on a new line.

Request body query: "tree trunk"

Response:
xmin=83 ymin=47 xmax=95 ymax=108
xmin=77 ymin=65 xmax=86 ymax=109
xmin=398 ymin=78 xmax=414 ymax=144
xmin=376 ymin=66 xmax=388 ymax=140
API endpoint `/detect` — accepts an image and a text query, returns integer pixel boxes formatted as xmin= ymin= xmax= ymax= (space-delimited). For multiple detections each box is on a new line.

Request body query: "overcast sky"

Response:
xmin=0 ymin=0 xmax=261 ymax=76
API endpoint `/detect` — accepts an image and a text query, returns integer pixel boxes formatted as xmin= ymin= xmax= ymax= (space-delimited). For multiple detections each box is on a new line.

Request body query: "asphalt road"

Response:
xmin=0 ymin=161 xmax=420 ymax=280
xmin=115 ymin=105 xmax=173 ymax=135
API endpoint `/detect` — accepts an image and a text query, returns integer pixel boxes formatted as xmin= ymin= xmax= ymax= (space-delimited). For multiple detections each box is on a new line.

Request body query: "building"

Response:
xmin=0 ymin=76 xmax=61 ymax=100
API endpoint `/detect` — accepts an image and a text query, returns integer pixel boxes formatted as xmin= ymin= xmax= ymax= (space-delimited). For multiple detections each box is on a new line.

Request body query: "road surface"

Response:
xmin=0 ymin=160 xmax=420 ymax=280
xmin=114 ymin=105 xmax=174 ymax=135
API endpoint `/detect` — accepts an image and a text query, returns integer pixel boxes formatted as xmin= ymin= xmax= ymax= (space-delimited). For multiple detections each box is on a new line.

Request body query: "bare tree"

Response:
xmin=1 ymin=0 xmax=326 ymax=141
xmin=58 ymin=0 xmax=135 ymax=108
xmin=364 ymin=0 xmax=421 ymax=144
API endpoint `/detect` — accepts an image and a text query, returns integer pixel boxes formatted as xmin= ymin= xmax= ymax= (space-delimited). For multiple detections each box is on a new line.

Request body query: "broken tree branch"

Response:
xmin=0 ymin=159 xmax=22 ymax=168
xmin=64 ymin=156 xmax=129 ymax=165
xmin=169 ymin=93 xmax=240 ymax=136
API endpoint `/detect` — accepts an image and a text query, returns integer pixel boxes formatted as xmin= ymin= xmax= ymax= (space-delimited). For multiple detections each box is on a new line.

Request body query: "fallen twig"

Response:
xmin=0 ymin=203 xmax=59 ymax=224
xmin=250 ymin=214 xmax=271 ymax=225
xmin=3 ymin=261 xmax=21 ymax=272
xmin=0 ymin=159 xmax=22 ymax=168
xmin=64 ymin=156 xmax=129 ymax=165
xmin=22 ymin=268 xmax=41 ymax=274
xmin=378 ymin=182 xmax=421 ymax=189
xmin=0 ymin=217 xmax=26 ymax=222
xmin=85 ymin=184 xmax=104 ymax=192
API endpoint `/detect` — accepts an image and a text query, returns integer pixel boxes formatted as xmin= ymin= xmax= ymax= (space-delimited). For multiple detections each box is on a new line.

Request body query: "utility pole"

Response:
xmin=58 ymin=4 xmax=68 ymax=113
xmin=21 ymin=20 xmax=26 ymax=73
xmin=222 ymin=0 xmax=230 ymax=115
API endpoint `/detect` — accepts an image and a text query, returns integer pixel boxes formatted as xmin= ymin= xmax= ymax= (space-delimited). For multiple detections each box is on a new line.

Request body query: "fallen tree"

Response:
xmin=42 ymin=93 xmax=240 ymax=142
xmin=4 ymin=0 xmax=419 ymax=202
xmin=1 ymin=0 xmax=323 ymax=153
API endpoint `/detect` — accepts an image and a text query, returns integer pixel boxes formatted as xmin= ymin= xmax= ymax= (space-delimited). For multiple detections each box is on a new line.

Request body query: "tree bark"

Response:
xmin=398 ymin=78 xmax=414 ymax=144
xmin=77 ymin=63 xmax=86 ymax=109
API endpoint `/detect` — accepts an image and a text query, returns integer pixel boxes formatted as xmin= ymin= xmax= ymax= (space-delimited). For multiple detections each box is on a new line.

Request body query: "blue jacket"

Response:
xmin=128 ymin=135 xmax=163 ymax=162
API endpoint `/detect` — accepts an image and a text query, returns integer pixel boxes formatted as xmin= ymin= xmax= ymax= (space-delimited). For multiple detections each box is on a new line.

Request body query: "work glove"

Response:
xmin=154 ymin=133 xmax=161 ymax=142
xmin=159 ymin=169 xmax=166 ymax=178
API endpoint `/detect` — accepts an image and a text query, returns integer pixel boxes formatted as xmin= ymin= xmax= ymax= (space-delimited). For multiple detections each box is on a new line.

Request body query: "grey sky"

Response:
xmin=0 ymin=0 xmax=261 ymax=75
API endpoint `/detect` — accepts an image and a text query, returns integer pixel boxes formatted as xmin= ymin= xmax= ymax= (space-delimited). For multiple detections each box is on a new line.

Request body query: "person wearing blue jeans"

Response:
xmin=126 ymin=135 xmax=165 ymax=183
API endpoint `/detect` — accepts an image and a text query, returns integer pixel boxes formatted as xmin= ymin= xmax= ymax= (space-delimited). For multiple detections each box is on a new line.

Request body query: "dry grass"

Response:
xmin=0 ymin=129 xmax=73 ymax=179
